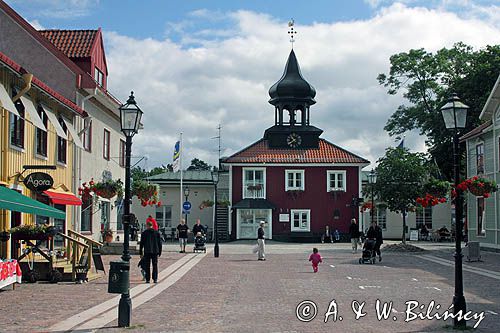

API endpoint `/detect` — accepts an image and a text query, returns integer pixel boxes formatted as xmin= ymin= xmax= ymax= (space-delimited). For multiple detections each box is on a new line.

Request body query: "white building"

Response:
xmin=40 ymin=29 xmax=126 ymax=241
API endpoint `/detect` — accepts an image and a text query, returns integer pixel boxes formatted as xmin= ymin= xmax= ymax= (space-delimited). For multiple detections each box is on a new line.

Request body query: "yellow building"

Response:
xmin=0 ymin=51 xmax=86 ymax=259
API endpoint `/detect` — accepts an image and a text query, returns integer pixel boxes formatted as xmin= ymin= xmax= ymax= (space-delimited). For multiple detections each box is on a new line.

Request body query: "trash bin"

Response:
xmin=108 ymin=261 xmax=130 ymax=294
xmin=466 ymin=241 xmax=481 ymax=262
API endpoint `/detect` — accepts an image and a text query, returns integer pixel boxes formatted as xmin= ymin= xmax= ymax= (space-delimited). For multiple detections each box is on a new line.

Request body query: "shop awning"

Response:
xmin=0 ymin=82 xmax=19 ymax=116
xmin=0 ymin=186 xmax=65 ymax=219
xmin=43 ymin=190 xmax=82 ymax=206
xmin=61 ymin=117 xmax=84 ymax=149
xmin=19 ymin=95 xmax=47 ymax=131
xmin=232 ymin=198 xmax=276 ymax=209
xmin=41 ymin=104 xmax=67 ymax=139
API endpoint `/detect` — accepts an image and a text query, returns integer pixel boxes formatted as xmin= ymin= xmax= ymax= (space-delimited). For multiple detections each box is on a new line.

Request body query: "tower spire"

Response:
xmin=287 ymin=19 xmax=296 ymax=48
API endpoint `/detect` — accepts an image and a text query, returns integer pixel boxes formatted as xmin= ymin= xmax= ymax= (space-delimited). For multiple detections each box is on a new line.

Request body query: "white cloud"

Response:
xmin=104 ymin=3 xmax=500 ymax=170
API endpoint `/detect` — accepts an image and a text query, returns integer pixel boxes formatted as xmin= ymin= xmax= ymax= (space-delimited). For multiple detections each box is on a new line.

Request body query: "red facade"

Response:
xmin=230 ymin=165 xmax=362 ymax=239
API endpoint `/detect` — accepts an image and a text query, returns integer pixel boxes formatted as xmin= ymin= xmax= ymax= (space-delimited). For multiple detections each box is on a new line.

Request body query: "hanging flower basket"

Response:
xmin=217 ymin=199 xmax=230 ymax=207
xmin=199 ymin=200 xmax=214 ymax=210
xmin=132 ymin=180 xmax=160 ymax=206
xmin=79 ymin=178 xmax=123 ymax=200
xmin=457 ymin=176 xmax=497 ymax=198
xmin=92 ymin=179 xmax=124 ymax=199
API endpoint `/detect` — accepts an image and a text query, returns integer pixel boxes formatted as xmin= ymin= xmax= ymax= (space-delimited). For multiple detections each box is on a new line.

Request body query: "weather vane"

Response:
xmin=288 ymin=18 xmax=297 ymax=47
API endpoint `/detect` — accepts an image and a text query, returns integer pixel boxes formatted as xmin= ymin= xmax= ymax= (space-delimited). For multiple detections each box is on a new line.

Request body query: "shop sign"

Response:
xmin=23 ymin=172 xmax=54 ymax=192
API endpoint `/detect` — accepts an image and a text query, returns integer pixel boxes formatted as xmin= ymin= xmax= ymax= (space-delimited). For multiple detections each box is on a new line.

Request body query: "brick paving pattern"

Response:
xmin=0 ymin=250 xmax=185 ymax=332
xmin=1 ymin=242 xmax=500 ymax=333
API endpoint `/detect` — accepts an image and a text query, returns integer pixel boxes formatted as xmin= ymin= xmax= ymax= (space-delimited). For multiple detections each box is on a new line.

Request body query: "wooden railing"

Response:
xmin=67 ymin=229 xmax=103 ymax=274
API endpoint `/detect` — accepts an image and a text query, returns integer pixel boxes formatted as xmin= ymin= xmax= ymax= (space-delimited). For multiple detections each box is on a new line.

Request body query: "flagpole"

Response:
xmin=179 ymin=132 xmax=183 ymax=224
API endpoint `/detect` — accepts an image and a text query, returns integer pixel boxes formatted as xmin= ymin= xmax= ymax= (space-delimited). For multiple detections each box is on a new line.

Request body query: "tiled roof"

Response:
xmin=223 ymin=139 xmax=369 ymax=164
xmin=39 ymin=30 xmax=97 ymax=58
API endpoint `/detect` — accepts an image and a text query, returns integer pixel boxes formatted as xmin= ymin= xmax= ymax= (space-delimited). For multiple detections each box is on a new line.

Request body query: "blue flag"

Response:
xmin=173 ymin=141 xmax=180 ymax=171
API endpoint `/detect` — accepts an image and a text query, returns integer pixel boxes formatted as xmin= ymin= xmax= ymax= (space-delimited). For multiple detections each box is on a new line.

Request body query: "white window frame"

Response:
xmin=476 ymin=142 xmax=484 ymax=175
xmin=290 ymin=209 xmax=310 ymax=232
xmin=326 ymin=170 xmax=346 ymax=192
xmin=285 ymin=169 xmax=305 ymax=191
xmin=242 ymin=167 xmax=266 ymax=199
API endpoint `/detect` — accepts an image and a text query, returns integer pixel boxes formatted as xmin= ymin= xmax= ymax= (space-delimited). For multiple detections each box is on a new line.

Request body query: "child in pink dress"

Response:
xmin=309 ymin=248 xmax=322 ymax=273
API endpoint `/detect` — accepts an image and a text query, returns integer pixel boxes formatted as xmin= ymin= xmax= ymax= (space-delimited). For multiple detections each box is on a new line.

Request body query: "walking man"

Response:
xmin=139 ymin=221 xmax=162 ymax=283
xmin=257 ymin=221 xmax=266 ymax=261
xmin=177 ymin=219 xmax=189 ymax=253
xmin=349 ymin=218 xmax=361 ymax=253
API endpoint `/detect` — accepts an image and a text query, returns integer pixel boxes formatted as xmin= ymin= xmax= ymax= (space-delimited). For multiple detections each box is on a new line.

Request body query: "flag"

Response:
xmin=173 ymin=141 xmax=180 ymax=172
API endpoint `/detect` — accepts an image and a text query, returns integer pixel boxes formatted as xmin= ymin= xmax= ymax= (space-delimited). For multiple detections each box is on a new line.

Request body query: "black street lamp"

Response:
xmin=117 ymin=91 xmax=143 ymax=328
xmin=211 ymin=170 xmax=220 ymax=257
xmin=368 ymin=169 xmax=377 ymax=225
xmin=440 ymin=92 xmax=469 ymax=329
xmin=184 ymin=186 xmax=190 ymax=225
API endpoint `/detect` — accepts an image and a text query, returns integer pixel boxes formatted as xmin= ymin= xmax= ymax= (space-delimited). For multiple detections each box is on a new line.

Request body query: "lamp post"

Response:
xmin=211 ymin=170 xmax=220 ymax=257
xmin=184 ymin=186 xmax=190 ymax=225
xmin=368 ymin=169 xmax=377 ymax=225
xmin=440 ymin=92 xmax=469 ymax=329
xmin=118 ymin=91 xmax=143 ymax=327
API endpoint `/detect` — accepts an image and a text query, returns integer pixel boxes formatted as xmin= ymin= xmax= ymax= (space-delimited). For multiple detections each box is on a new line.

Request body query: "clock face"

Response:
xmin=286 ymin=133 xmax=302 ymax=148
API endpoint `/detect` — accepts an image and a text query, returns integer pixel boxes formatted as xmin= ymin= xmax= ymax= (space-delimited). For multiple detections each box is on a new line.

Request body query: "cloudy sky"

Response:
xmin=6 ymin=0 xmax=500 ymax=170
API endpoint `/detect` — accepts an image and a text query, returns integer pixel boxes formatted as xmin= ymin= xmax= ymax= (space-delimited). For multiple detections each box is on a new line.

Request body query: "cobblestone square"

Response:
xmin=1 ymin=242 xmax=499 ymax=332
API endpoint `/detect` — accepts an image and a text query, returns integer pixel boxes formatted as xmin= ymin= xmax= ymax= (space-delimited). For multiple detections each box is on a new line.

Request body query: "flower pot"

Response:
xmin=469 ymin=186 xmax=488 ymax=197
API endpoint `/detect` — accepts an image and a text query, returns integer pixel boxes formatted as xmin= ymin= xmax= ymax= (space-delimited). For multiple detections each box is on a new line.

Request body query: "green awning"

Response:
xmin=0 ymin=186 xmax=65 ymax=219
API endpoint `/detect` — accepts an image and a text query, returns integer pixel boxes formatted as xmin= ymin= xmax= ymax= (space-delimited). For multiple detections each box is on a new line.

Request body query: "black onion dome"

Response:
xmin=268 ymin=49 xmax=316 ymax=106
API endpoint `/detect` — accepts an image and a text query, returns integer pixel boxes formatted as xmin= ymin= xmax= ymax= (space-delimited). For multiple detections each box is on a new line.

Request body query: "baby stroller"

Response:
xmin=359 ymin=239 xmax=377 ymax=264
xmin=193 ymin=232 xmax=206 ymax=253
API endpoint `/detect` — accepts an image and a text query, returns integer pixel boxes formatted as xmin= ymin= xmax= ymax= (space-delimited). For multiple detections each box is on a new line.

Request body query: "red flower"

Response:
xmin=484 ymin=193 xmax=490 ymax=198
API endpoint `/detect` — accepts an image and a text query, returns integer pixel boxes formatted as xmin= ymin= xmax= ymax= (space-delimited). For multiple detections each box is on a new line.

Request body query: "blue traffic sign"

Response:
xmin=183 ymin=201 xmax=192 ymax=211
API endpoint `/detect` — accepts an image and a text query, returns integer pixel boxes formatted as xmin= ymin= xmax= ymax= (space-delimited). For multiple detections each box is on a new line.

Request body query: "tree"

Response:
xmin=131 ymin=166 xmax=148 ymax=181
xmin=378 ymin=43 xmax=500 ymax=180
xmin=187 ymin=158 xmax=211 ymax=171
xmin=131 ymin=164 xmax=172 ymax=181
xmin=374 ymin=147 xmax=429 ymax=243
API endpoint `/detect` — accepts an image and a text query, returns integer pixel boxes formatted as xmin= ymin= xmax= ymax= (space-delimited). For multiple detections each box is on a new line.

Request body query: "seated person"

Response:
xmin=321 ymin=226 xmax=333 ymax=243
xmin=420 ymin=225 xmax=429 ymax=240
xmin=438 ymin=226 xmax=450 ymax=241
xmin=334 ymin=229 xmax=340 ymax=242
xmin=192 ymin=219 xmax=205 ymax=235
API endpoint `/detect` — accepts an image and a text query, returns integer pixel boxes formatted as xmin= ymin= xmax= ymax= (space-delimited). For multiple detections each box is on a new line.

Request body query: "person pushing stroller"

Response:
xmin=192 ymin=219 xmax=207 ymax=253
xmin=366 ymin=221 xmax=383 ymax=262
